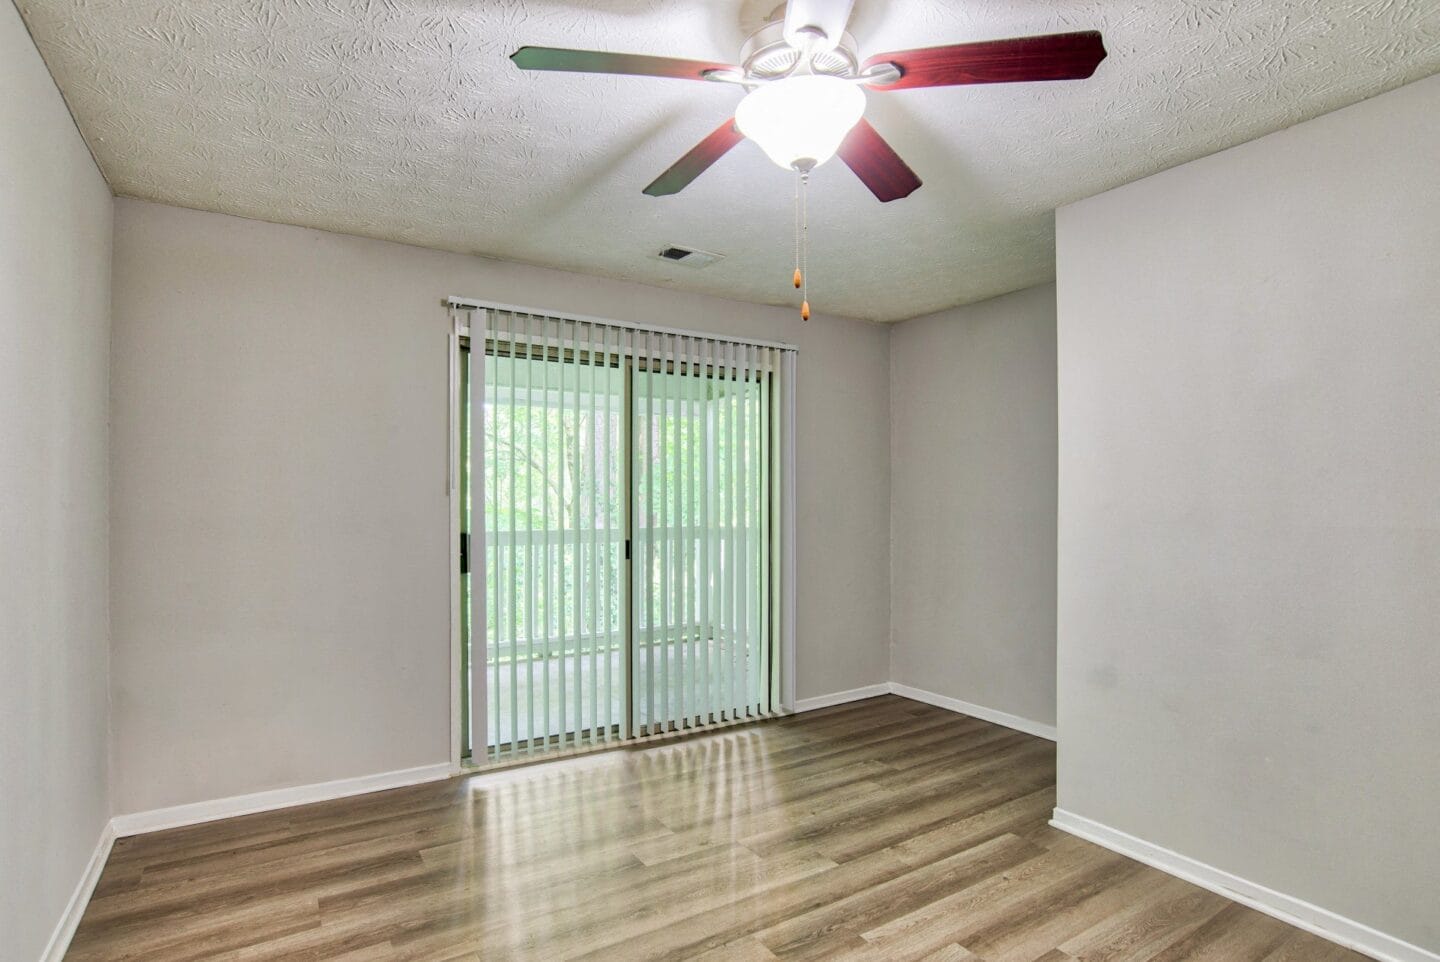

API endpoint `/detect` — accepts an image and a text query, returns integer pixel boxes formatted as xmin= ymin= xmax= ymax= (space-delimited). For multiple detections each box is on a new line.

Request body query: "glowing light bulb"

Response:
xmin=735 ymin=75 xmax=865 ymax=171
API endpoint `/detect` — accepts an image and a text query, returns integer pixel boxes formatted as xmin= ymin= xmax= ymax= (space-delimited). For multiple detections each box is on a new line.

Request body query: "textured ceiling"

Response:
xmin=18 ymin=0 xmax=1440 ymax=321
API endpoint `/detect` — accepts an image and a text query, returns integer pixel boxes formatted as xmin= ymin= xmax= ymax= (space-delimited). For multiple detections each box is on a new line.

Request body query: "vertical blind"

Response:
xmin=459 ymin=306 xmax=797 ymax=760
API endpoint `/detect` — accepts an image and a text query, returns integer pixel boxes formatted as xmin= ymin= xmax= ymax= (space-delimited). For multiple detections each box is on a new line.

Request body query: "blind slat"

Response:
xmin=587 ymin=320 xmax=600 ymax=739
xmin=510 ymin=311 xmax=523 ymax=752
xmin=538 ymin=312 xmax=552 ymax=751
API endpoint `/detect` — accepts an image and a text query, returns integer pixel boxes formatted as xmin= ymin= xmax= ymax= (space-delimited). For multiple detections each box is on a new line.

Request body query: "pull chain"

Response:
xmin=799 ymin=171 xmax=811 ymax=321
xmin=793 ymin=169 xmax=803 ymax=293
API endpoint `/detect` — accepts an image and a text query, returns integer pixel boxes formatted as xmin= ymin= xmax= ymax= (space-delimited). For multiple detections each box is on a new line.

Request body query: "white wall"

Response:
xmin=1056 ymin=74 xmax=1440 ymax=954
xmin=0 ymin=2 xmax=113 ymax=958
xmin=110 ymin=198 xmax=891 ymax=815
xmin=889 ymin=285 xmax=1057 ymax=730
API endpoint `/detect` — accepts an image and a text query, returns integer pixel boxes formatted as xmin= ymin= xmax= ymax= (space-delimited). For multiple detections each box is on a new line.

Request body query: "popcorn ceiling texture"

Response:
xmin=17 ymin=0 xmax=1440 ymax=321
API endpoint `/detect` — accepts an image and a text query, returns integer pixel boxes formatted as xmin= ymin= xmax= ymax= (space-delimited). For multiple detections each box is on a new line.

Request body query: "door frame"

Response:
xmin=448 ymin=311 xmax=469 ymax=772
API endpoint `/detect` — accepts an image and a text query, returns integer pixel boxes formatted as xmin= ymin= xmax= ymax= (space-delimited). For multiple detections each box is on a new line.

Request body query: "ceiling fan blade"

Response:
xmin=511 ymin=46 xmax=736 ymax=81
xmin=643 ymin=118 xmax=745 ymax=197
xmin=863 ymin=31 xmax=1107 ymax=90
xmin=837 ymin=119 xmax=921 ymax=202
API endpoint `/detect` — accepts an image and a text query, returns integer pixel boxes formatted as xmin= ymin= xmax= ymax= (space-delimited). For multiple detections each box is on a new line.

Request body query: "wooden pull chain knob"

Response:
xmin=801 ymin=300 xmax=810 ymax=321
xmin=793 ymin=268 xmax=803 ymax=289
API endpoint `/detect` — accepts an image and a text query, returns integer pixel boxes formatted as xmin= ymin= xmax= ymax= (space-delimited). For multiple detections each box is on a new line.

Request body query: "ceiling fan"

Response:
xmin=509 ymin=0 xmax=1108 ymax=202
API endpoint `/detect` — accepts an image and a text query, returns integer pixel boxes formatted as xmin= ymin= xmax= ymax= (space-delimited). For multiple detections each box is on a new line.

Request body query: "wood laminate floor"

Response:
xmin=68 ymin=696 xmax=1373 ymax=961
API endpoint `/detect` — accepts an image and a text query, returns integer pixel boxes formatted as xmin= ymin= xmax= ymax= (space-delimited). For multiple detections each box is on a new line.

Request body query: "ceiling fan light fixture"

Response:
xmin=735 ymin=75 xmax=864 ymax=171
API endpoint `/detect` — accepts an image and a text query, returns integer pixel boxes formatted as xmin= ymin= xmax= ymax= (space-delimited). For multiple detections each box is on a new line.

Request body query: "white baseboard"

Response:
xmin=794 ymin=683 xmax=891 ymax=712
xmin=793 ymin=682 xmax=1058 ymax=743
xmin=41 ymin=819 xmax=115 ymax=962
xmin=111 ymin=762 xmax=456 ymax=837
xmin=1050 ymin=808 xmax=1438 ymax=962
xmin=888 ymin=682 xmax=1058 ymax=741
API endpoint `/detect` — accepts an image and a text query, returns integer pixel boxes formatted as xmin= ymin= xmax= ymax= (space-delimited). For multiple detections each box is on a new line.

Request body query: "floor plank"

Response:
xmin=67 ymin=695 xmax=1377 ymax=961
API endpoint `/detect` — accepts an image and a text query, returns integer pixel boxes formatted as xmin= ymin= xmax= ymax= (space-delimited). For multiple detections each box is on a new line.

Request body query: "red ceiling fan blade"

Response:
xmin=838 ymin=119 xmax=921 ymax=202
xmin=511 ymin=46 xmax=736 ymax=81
xmin=863 ymin=31 xmax=1107 ymax=90
xmin=643 ymin=119 xmax=745 ymax=197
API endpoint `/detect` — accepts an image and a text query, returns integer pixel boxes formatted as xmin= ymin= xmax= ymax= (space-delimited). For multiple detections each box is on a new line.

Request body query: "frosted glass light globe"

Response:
xmin=735 ymin=75 xmax=865 ymax=171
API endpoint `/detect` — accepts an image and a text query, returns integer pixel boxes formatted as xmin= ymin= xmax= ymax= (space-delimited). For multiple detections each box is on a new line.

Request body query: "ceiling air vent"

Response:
xmin=655 ymin=245 xmax=724 ymax=268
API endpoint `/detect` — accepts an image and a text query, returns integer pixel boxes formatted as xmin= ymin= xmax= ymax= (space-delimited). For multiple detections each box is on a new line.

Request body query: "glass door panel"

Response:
xmin=633 ymin=358 xmax=771 ymax=734
xmin=482 ymin=347 xmax=625 ymax=752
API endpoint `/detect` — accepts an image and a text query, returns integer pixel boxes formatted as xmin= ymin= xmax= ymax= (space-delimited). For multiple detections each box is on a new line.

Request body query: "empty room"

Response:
xmin=3 ymin=0 xmax=1438 ymax=959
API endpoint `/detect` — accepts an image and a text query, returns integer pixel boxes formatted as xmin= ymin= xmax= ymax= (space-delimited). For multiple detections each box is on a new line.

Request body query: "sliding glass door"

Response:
xmin=463 ymin=312 xmax=788 ymax=761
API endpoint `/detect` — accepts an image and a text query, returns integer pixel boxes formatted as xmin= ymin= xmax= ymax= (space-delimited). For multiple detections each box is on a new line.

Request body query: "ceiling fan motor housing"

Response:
xmin=740 ymin=18 xmax=860 ymax=80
